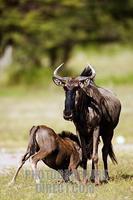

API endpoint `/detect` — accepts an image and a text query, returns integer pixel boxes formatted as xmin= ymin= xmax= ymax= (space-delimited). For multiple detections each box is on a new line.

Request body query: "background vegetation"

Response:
xmin=0 ymin=0 xmax=133 ymax=84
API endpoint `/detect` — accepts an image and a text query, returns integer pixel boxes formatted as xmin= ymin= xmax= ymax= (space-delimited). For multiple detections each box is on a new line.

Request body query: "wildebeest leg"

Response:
xmin=59 ymin=170 xmax=71 ymax=182
xmin=92 ymin=127 xmax=100 ymax=185
xmin=56 ymin=152 xmax=70 ymax=182
xmin=56 ymin=152 xmax=71 ymax=182
xmin=31 ymin=150 xmax=50 ymax=184
xmin=80 ymin=135 xmax=88 ymax=184
xmin=102 ymin=129 xmax=113 ymax=181
xmin=90 ymin=161 xmax=95 ymax=182
xmin=68 ymin=153 xmax=81 ymax=182
xmin=8 ymin=151 xmax=30 ymax=185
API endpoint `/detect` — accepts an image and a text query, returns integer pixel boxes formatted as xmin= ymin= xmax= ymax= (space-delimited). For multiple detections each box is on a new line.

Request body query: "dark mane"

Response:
xmin=58 ymin=131 xmax=80 ymax=146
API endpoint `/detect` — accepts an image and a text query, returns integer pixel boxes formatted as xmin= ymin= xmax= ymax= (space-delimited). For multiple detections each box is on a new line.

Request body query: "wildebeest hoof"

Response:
xmin=102 ymin=180 xmax=108 ymax=184
xmin=90 ymin=177 xmax=95 ymax=183
xmin=8 ymin=180 xmax=15 ymax=187
xmin=35 ymin=179 xmax=41 ymax=184
xmin=82 ymin=178 xmax=88 ymax=185
xmin=55 ymin=179 xmax=64 ymax=184
xmin=73 ymin=179 xmax=81 ymax=185
xmin=95 ymin=180 xmax=100 ymax=186
xmin=101 ymin=175 xmax=110 ymax=183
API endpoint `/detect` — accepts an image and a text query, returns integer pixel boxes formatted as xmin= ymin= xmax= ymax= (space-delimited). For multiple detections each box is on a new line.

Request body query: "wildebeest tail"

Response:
xmin=108 ymin=143 xmax=117 ymax=164
xmin=29 ymin=126 xmax=40 ymax=155
xmin=22 ymin=126 xmax=40 ymax=162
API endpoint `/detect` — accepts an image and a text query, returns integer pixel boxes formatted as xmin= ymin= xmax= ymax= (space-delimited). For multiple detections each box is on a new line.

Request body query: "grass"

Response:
xmin=0 ymin=152 xmax=133 ymax=200
xmin=96 ymin=72 xmax=133 ymax=85
xmin=69 ymin=43 xmax=133 ymax=78
xmin=0 ymin=44 xmax=133 ymax=200
xmin=0 ymin=84 xmax=133 ymax=148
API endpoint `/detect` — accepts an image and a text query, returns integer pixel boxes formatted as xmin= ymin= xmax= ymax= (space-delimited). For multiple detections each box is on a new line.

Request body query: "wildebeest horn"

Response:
xmin=53 ymin=63 xmax=69 ymax=86
xmin=53 ymin=63 xmax=95 ymax=82
xmin=77 ymin=64 xmax=96 ymax=81
xmin=87 ymin=63 xmax=96 ymax=79
xmin=53 ymin=63 xmax=64 ymax=80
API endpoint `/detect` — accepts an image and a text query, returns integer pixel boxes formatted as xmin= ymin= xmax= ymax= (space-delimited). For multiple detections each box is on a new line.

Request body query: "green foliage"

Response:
xmin=97 ymin=73 xmax=133 ymax=85
xmin=7 ymin=65 xmax=52 ymax=86
xmin=0 ymin=0 xmax=133 ymax=83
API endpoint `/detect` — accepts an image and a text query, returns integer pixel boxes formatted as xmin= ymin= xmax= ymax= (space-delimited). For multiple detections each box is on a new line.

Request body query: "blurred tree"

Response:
xmin=0 ymin=0 xmax=132 ymax=81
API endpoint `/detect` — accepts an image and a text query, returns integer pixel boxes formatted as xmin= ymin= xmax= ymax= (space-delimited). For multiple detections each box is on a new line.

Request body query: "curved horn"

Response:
xmin=87 ymin=63 xmax=96 ymax=79
xmin=53 ymin=63 xmax=64 ymax=80
xmin=77 ymin=63 xmax=96 ymax=81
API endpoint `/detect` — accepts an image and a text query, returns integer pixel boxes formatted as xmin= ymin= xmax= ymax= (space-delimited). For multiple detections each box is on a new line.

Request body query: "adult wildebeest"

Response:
xmin=9 ymin=125 xmax=82 ymax=185
xmin=53 ymin=63 xmax=121 ymax=185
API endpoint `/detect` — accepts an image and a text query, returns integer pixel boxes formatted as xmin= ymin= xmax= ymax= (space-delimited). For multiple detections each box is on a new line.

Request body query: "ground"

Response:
xmin=0 ymin=150 xmax=133 ymax=200
xmin=0 ymin=44 xmax=133 ymax=199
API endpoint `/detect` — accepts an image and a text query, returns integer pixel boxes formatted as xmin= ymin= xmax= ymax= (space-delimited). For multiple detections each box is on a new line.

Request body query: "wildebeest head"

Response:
xmin=52 ymin=63 xmax=96 ymax=121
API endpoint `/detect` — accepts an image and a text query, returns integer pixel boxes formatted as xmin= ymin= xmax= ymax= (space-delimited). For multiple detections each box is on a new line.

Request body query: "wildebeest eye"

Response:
xmin=53 ymin=77 xmax=63 ymax=86
xmin=79 ymin=78 xmax=91 ymax=88
xmin=63 ymin=86 xmax=68 ymax=91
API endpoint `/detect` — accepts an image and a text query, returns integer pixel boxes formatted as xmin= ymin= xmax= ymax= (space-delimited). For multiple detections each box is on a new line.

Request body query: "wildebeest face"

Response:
xmin=52 ymin=63 xmax=96 ymax=121
xmin=63 ymin=79 xmax=79 ymax=120
xmin=53 ymin=76 xmax=80 ymax=120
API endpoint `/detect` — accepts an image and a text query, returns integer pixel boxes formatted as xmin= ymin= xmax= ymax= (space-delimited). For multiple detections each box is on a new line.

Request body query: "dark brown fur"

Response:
xmin=9 ymin=125 xmax=82 ymax=184
xmin=53 ymin=66 xmax=121 ymax=185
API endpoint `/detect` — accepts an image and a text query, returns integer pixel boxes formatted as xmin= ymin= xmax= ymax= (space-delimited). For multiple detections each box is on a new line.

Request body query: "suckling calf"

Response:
xmin=9 ymin=125 xmax=82 ymax=185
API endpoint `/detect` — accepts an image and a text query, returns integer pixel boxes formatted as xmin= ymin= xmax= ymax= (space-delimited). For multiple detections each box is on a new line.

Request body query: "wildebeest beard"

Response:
xmin=63 ymin=87 xmax=95 ymax=160
xmin=63 ymin=89 xmax=76 ymax=121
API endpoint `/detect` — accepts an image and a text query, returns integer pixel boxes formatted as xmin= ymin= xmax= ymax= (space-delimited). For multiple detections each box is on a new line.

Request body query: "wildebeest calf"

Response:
xmin=9 ymin=125 xmax=82 ymax=185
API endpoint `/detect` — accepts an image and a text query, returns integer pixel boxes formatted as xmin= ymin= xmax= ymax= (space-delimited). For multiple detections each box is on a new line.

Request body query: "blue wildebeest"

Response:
xmin=53 ymin=64 xmax=121 ymax=185
xmin=9 ymin=125 xmax=82 ymax=185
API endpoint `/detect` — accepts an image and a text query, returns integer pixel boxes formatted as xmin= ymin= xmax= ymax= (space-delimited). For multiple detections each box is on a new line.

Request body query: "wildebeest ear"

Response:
xmin=52 ymin=77 xmax=64 ymax=86
xmin=79 ymin=78 xmax=91 ymax=88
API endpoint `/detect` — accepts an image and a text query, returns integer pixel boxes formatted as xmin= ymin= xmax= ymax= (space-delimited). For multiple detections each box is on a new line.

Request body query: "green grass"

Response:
xmin=0 ymin=47 xmax=132 ymax=147
xmin=96 ymin=73 xmax=133 ymax=85
xmin=0 ymin=84 xmax=133 ymax=148
xmin=0 ymin=44 xmax=133 ymax=88
xmin=0 ymin=44 xmax=133 ymax=200
xmin=69 ymin=44 xmax=133 ymax=78
xmin=0 ymin=153 xmax=133 ymax=200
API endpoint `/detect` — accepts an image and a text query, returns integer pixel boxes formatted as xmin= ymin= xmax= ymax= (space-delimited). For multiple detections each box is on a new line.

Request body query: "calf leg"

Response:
xmin=92 ymin=127 xmax=100 ymax=185
xmin=30 ymin=150 xmax=51 ymax=184
xmin=8 ymin=151 xmax=30 ymax=185
xmin=68 ymin=153 xmax=81 ymax=183
xmin=60 ymin=170 xmax=71 ymax=182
